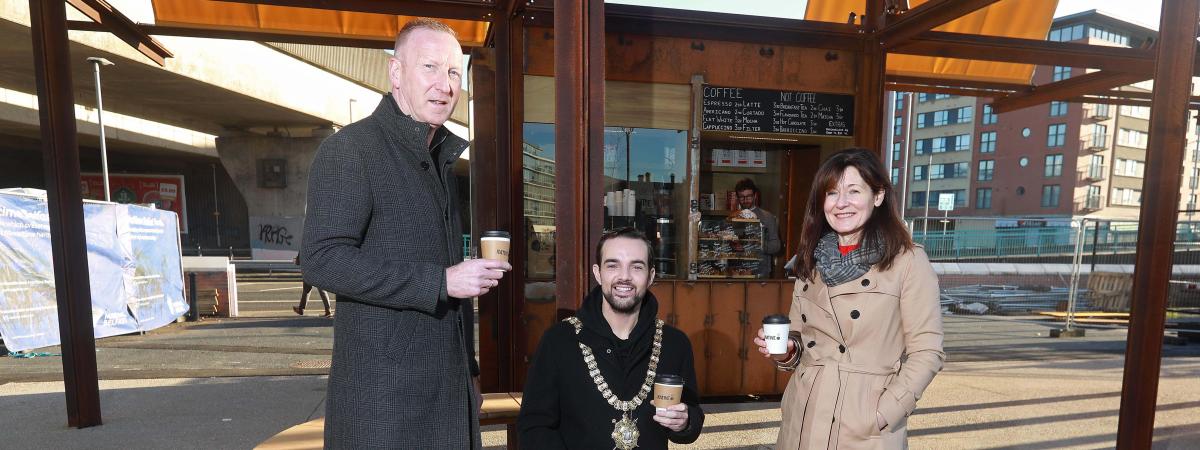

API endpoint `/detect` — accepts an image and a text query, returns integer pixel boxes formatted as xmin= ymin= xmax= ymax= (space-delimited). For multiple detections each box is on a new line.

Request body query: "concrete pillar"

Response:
xmin=215 ymin=133 xmax=325 ymax=259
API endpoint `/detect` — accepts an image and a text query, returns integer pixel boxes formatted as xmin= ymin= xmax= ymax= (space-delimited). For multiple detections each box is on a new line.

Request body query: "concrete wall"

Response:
xmin=216 ymin=134 xmax=325 ymax=223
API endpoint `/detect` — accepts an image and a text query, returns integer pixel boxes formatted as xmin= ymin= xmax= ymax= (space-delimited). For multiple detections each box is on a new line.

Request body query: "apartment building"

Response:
xmin=889 ymin=10 xmax=1200 ymax=224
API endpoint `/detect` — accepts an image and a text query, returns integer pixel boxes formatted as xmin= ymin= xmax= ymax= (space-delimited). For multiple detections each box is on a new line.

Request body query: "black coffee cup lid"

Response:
xmin=654 ymin=373 xmax=684 ymax=385
xmin=763 ymin=314 xmax=790 ymax=324
xmin=482 ymin=230 xmax=511 ymax=239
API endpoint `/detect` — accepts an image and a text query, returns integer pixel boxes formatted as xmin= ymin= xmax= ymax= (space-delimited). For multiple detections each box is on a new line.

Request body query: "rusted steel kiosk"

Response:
xmin=28 ymin=0 xmax=1200 ymax=447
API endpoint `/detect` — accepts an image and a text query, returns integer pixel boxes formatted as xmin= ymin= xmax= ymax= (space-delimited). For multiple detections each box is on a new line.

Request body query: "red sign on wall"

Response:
xmin=80 ymin=173 xmax=188 ymax=233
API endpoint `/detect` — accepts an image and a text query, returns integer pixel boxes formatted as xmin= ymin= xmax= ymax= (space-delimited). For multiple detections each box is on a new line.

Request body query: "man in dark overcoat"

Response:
xmin=301 ymin=18 xmax=510 ymax=449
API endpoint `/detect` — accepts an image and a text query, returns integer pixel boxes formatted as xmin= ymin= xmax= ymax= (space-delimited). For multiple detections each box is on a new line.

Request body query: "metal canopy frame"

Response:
xmin=30 ymin=1 xmax=1195 ymax=447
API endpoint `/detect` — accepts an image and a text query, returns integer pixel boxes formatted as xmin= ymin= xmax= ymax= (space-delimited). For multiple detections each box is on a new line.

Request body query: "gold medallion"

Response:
xmin=611 ymin=412 xmax=640 ymax=450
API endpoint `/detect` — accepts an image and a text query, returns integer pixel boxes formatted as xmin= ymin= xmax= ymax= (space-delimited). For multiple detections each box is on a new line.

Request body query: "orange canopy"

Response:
xmin=150 ymin=0 xmax=490 ymax=47
xmin=806 ymin=0 xmax=1060 ymax=85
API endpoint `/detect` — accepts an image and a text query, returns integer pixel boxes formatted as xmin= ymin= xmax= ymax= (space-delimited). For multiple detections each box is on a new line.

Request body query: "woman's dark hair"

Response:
xmin=795 ymin=147 xmax=912 ymax=281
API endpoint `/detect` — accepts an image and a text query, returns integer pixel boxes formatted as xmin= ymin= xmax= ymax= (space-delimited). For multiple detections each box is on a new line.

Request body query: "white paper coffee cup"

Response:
xmin=762 ymin=314 xmax=791 ymax=355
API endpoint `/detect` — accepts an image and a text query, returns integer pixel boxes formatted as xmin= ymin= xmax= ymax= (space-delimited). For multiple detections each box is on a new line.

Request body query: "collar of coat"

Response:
xmin=576 ymin=285 xmax=660 ymax=357
xmin=369 ymin=93 xmax=469 ymax=167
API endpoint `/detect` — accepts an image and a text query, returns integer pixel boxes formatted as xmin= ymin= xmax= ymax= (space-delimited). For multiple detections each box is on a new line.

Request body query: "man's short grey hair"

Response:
xmin=394 ymin=18 xmax=459 ymax=52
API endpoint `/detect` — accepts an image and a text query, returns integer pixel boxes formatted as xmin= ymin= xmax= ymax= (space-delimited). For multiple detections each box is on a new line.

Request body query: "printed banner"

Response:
xmin=0 ymin=191 xmax=186 ymax=352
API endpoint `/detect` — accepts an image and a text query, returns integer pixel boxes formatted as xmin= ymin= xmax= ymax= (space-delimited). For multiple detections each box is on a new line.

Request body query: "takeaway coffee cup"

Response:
xmin=481 ymin=231 xmax=511 ymax=263
xmin=652 ymin=374 xmax=684 ymax=408
xmin=762 ymin=314 xmax=792 ymax=355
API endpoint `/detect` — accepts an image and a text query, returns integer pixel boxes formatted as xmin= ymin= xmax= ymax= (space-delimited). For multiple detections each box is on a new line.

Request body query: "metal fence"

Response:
xmin=908 ymin=217 xmax=1200 ymax=329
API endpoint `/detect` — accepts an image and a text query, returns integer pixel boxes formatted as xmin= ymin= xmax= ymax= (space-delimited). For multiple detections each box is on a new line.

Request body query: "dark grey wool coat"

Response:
xmin=301 ymin=94 xmax=478 ymax=449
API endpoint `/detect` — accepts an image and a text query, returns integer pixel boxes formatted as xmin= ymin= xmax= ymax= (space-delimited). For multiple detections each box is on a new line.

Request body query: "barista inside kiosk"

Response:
xmin=735 ymin=178 xmax=781 ymax=278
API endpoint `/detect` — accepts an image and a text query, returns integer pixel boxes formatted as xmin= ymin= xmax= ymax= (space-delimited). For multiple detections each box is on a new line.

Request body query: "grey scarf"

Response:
xmin=814 ymin=231 xmax=884 ymax=287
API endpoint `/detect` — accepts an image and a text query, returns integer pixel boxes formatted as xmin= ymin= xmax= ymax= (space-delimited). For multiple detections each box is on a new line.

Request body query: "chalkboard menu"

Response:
xmin=701 ymin=85 xmax=854 ymax=136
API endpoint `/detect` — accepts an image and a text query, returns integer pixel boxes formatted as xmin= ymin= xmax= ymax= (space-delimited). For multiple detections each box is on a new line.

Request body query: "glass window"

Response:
xmin=930 ymin=164 xmax=946 ymax=179
xmin=931 ymin=138 xmax=946 ymax=153
xmin=523 ymin=123 xmax=558 ymax=280
xmin=978 ymin=160 xmax=994 ymax=181
xmin=1120 ymin=105 xmax=1151 ymax=119
xmin=1117 ymin=128 xmax=1148 ymax=148
xmin=1044 ymin=154 xmax=1063 ymax=177
xmin=1053 ymin=66 xmax=1071 ymax=82
xmin=917 ymin=93 xmax=929 ymax=103
xmin=933 ymin=110 xmax=949 ymax=127
xmin=915 ymin=138 xmax=930 ymax=155
xmin=893 ymin=118 xmax=903 ymax=137
xmin=1112 ymin=187 xmax=1142 ymax=206
xmin=911 ymin=191 xmax=926 ymax=208
xmin=952 ymin=162 xmax=968 ymax=178
xmin=955 ymin=106 xmax=973 ymax=124
xmin=976 ymin=188 xmax=992 ymax=209
xmin=981 ymin=104 xmax=997 ymax=125
xmin=913 ymin=165 xmax=926 ymax=181
xmin=916 ymin=112 xmax=928 ymax=129
xmin=1047 ymin=124 xmax=1067 ymax=147
xmin=980 ymin=131 xmax=996 ymax=153
xmin=1049 ymin=101 xmax=1069 ymax=117
xmin=1114 ymin=158 xmax=1145 ymax=178
xmin=894 ymin=95 xmax=904 ymax=112
xmin=1041 ymin=185 xmax=1061 ymax=207
xmin=892 ymin=142 xmax=902 ymax=161
xmin=953 ymin=134 xmax=971 ymax=152
xmin=891 ymin=167 xmax=900 ymax=185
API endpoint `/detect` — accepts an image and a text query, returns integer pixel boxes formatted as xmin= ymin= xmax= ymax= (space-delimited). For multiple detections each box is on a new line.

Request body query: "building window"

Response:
xmin=892 ymin=142 xmax=902 ymax=161
xmin=891 ymin=167 xmax=900 ymax=185
xmin=951 ymin=162 xmax=969 ymax=178
xmin=1047 ymin=123 xmax=1067 ymax=147
xmin=980 ymin=131 xmax=996 ymax=153
xmin=976 ymin=188 xmax=992 ymax=209
xmin=1120 ymin=105 xmax=1151 ymax=119
xmin=1115 ymin=158 xmax=1145 ymax=178
xmin=911 ymin=191 xmax=925 ymax=207
xmin=1089 ymin=155 xmax=1105 ymax=178
xmin=1191 ymin=168 xmax=1199 ymax=189
xmin=1049 ymin=101 xmax=1069 ymax=117
xmin=1044 ymin=154 xmax=1063 ymax=177
xmin=930 ymin=164 xmax=946 ymax=180
xmin=893 ymin=118 xmax=903 ymax=137
xmin=894 ymin=95 xmax=904 ymax=112
xmin=978 ymin=160 xmax=994 ymax=181
xmin=952 ymin=134 xmax=971 ymax=152
xmin=917 ymin=93 xmax=929 ymax=103
xmin=1049 ymin=24 xmax=1085 ymax=42
xmin=933 ymin=110 xmax=949 ymax=127
xmin=913 ymin=165 xmax=926 ymax=181
xmin=981 ymin=104 xmax=997 ymax=125
xmin=1112 ymin=187 xmax=1142 ymax=206
xmin=1088 ymin=124 xmax=1108 ymax=148
xmin=1041 ymin=185 xmax=1061 ymax=207
xmin=931 ymin=138 xmax=947 ymax=154
xmin=1052 ymin=66 xmax=1071 ymax=82
xmin=1117 ymin=128 xmax=1148 ymax=148
xmin=955 ymin=106 xmax=973 ymax=124
xmin=1089 ymin=26 xmax=1130 ymax=46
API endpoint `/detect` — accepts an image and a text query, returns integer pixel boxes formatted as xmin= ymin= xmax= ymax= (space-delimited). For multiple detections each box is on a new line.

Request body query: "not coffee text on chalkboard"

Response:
xmin=702 ymin=85 xmax=854 ymax=136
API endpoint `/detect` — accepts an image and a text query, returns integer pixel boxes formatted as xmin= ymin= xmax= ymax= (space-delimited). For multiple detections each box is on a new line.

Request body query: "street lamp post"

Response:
xmin=86 ymin=57 xmax=114 ymax=202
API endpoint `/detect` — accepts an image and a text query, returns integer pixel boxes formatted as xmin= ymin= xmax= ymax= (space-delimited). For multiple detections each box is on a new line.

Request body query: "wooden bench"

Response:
xmin=255 ymin=393 xmax=523 ymax=449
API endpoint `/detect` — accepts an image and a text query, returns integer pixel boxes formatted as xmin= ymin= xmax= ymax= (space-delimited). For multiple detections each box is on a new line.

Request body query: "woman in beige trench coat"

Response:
xmin=754 ymin=148 xmax=944 ymax=449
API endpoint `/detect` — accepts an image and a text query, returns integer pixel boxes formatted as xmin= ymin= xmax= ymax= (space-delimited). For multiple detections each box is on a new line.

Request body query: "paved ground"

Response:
xmin=3 ymin=301 xmax=1200 ymax=448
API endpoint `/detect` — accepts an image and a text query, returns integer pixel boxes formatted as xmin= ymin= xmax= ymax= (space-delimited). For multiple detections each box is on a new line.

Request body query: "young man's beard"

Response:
xmin=603 ymin=286 xmax=643 ymax=314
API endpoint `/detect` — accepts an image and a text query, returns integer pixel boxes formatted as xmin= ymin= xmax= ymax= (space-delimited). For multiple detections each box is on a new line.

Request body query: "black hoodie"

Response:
xmin=517 ymin=286 xmax=705 ymax=449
